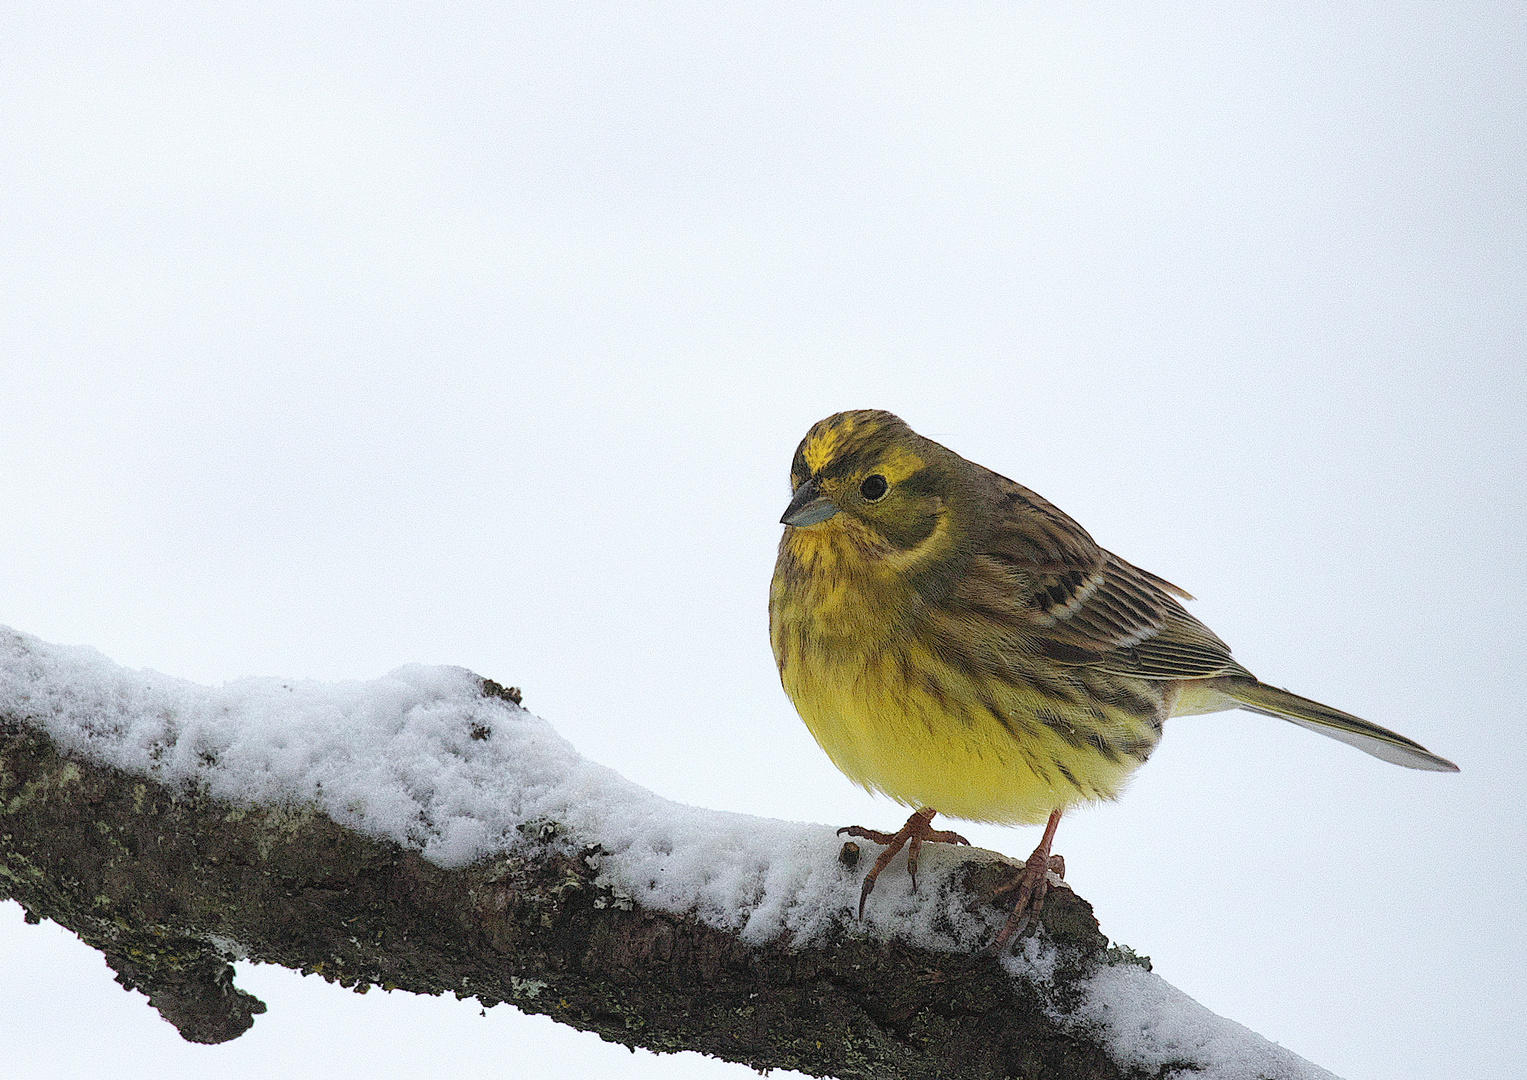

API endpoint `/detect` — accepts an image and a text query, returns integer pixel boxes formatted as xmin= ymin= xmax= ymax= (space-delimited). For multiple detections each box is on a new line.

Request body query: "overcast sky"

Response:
xmin=1 ymin=4 xmax=1523 ymax=1079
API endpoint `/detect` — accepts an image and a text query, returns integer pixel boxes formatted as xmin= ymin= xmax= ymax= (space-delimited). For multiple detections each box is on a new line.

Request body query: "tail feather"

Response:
xmin=1222 ymin=680 xmax=1459 ymax=773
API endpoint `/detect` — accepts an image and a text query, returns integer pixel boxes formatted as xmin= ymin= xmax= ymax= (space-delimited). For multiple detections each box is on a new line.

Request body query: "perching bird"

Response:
xmin=768 ymin=409 xmax=1458 ymax=948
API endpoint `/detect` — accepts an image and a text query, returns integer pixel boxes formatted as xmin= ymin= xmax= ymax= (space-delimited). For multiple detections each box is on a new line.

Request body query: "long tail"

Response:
xmin=1220 ymin=679 xmax=1459 ymax=772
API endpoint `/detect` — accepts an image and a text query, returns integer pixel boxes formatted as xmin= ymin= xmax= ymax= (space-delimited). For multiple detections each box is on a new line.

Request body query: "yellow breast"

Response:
xmin=770 ymin=527 xmax=1159 ymax=825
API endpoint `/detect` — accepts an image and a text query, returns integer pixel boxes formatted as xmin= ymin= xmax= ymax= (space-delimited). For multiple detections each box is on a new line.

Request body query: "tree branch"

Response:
xmin=0 ymin=690 xmax=1158 ymax=1080
xmin=0 ymin=640 xmax=1336 ymax=1080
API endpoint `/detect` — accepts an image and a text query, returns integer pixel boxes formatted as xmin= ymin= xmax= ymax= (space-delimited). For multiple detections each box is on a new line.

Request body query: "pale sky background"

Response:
xmin=0 ymin=3 xmax=1522 ymax=1080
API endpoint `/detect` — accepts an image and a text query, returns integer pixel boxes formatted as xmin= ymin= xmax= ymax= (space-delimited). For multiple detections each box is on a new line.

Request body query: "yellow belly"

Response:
xmin=770 ymin=519 xmax=1167 ymax=824
xmin=775 ymin=628 xmax=1155 ymax=825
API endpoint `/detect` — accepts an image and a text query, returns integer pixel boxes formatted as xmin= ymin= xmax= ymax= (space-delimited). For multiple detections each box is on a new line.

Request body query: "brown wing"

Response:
xmin=982 ymin=477 xmax=1247 ymax=681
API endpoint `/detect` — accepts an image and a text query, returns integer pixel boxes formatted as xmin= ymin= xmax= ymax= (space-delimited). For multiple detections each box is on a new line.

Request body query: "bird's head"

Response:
xmin=781 ymin=410 xmax=974 ymax=558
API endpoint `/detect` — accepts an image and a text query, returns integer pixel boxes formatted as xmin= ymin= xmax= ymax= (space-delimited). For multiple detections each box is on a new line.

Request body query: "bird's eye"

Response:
xmin=860 ymin=474 xmax=889 ymax=501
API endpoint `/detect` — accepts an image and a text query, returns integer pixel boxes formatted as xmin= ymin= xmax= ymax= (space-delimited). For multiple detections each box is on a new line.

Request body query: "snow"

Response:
xmin=0 ymin=627 xmax=1337 ymax=1079
xmin=1051 ymin=960 xmax=1341 ymax=1080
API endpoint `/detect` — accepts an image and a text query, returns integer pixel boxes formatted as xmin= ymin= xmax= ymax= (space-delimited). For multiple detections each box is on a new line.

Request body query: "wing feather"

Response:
xmin=982 ymin=476 xmax=1245 ymax=681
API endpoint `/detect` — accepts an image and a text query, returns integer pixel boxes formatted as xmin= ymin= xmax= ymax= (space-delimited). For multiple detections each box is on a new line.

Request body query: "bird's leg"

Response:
xmin=990 ymin=808 xmax=1065 ymax=952
xmin=838 ymin=807 xmax=970 ymax=918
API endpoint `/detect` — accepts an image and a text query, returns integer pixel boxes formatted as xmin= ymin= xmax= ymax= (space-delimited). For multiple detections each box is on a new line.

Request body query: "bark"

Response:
xmin=0 ymin=686 xmax=1169 ymax=1080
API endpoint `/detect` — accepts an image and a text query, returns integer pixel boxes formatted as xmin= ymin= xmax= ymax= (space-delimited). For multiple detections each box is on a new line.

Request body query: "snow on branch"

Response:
xmin=0 ymin=628 xmax=1333 ymax=1079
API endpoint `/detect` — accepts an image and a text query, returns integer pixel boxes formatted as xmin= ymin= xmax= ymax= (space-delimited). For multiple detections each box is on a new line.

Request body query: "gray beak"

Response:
xmin=780 ymin=477 xmax=840 ymax=526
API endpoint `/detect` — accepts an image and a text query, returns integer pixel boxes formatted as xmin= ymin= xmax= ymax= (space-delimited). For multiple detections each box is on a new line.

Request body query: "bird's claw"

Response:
xmin=989 ymin=852 xmax=1066 ymax=953
xmin=842 ymin=808 xmax=970 ymax=918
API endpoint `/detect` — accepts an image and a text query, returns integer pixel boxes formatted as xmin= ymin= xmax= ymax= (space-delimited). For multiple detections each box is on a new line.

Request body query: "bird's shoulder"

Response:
xmin=967 ymin=472 xmax=1245 ymax=681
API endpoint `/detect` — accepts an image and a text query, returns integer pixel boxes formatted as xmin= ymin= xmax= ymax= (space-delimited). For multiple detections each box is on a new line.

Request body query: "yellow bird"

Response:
xmin=768 ymin=409 xmax=1457 ymax=947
